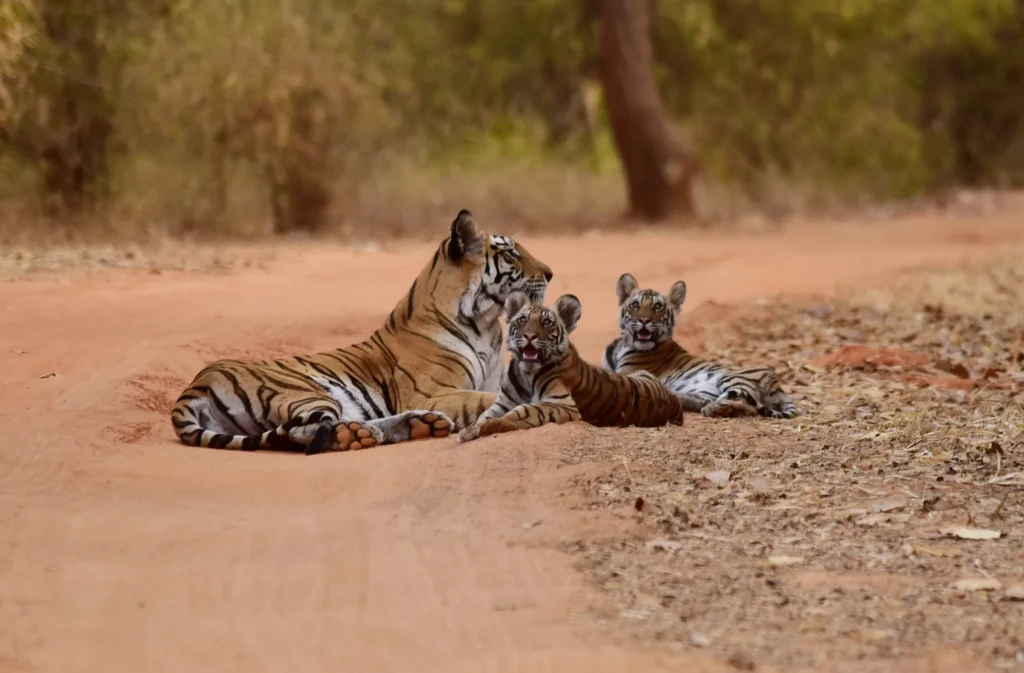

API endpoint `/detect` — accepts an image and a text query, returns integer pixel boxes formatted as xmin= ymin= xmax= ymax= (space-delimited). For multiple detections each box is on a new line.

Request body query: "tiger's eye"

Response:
xmin=653 ymin=302 xmax=664 ymax=311
xmin=630 ymin=301 xmax=640 ymax=310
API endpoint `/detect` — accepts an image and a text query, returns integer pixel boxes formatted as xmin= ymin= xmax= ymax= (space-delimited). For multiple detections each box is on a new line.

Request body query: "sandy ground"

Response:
xmin=1 ymin=211 xmax=1022 ymax=673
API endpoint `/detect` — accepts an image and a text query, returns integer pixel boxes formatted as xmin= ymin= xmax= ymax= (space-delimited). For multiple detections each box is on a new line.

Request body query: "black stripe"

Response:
xmin=223 ymin=370 xmax=258 ymax=428
xmin=603 ymin=341 xmax=619 ymax=369
xmin=431 ymin=307 xmax=476 ymax=350
xmin=321 ymin=349 xmax=368 ymax=373
xmin=171 ymin=416 xmax=194 ymax=430
xmin=345 ymin=374 xmax=385 ymax=418
xmin=398 ymin=325 xmax=477 ymax=384
xmin=192 ymin=386 xmax=248 ymax=435
xmin=508 ymin=365 xmax=533 ymax=401
xmin=208 ymin=433 xmax=232 ymax=449
xmin=256 ymin=385 xmax=279 ymax=420
xmin=406 ymin=279 xmax=418 ymax=318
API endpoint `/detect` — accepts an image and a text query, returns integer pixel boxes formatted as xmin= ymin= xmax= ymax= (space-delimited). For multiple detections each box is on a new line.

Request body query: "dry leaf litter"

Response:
xmin=559 ymin=251 xmax=1024 ymax=670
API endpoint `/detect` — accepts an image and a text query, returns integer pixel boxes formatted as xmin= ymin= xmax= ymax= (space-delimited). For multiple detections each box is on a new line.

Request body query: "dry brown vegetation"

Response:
xmin=557 ymin=252 xmax=1024 ymax=670
xmin=4 ymin=0 xmax=1024 ymax=243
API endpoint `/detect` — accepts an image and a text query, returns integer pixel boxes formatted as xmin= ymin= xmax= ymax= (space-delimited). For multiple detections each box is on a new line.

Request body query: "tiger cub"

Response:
xmin=601 ymin=273 xmax=797 ymax=419
xmin=457 ymin=291 xmax=685 ymax=442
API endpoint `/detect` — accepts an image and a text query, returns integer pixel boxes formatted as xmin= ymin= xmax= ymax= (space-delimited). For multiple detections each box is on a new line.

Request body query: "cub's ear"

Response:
xmin=616 ymin=273 xmax=638 ymax=305
xmin=448 ymin=209 xmax=485 ymax=263
xmin=554 ymin=294 xmax=583 ymax=333
xmin=668 ymin=280 xmax=687 ymax=312
xmin=504 ymin=290 xmax=530 ymax=321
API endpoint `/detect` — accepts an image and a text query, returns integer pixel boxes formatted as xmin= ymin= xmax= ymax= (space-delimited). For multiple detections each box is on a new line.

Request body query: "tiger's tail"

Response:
xmin=171 ymin=397 xmax=318 ymax=453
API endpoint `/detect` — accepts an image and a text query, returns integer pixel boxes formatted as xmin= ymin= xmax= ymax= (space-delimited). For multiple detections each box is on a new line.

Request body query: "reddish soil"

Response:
xmin=1 ymin=211 xmax=1022 ymax=673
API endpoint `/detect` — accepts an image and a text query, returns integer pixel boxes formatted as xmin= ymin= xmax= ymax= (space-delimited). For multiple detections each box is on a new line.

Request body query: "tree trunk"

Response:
xmin=33 ymin=5 xmax=115 ymax=215
xmin=596 ymin=0 xmax=699 ymax=221
xmin=266 ymin=85 xmax=331 ymax=235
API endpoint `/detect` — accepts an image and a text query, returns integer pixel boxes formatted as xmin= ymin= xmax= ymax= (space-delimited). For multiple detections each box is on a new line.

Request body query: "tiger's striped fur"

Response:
xmin=601 ymin=273 xmax=797 ymax=418
xmin=458 ymin=292 xmax=685 ymax=442
xmin=171 ymin=210 xmax=553 ymax=454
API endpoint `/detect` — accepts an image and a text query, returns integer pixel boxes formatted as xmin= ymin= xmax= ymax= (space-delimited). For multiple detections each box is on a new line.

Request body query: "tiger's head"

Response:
xmin=503 ymin=291 xmax=582 ymax=371
xmin=440 ymin=210 xmax=553 ymax=325
xmin=614 ymin=273 xmax=687 ymax=351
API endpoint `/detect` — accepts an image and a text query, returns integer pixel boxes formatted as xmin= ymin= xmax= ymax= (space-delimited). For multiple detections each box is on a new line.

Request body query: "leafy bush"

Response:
xmin=1 ymin=0 xmax=1022 ymax=239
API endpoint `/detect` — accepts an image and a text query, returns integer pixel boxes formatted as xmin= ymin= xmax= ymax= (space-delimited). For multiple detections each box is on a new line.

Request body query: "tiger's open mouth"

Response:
xmin=521 ymin=344 xmax=540 ymax=362
xmin=636 ymin=328 xmax=653 ymax=341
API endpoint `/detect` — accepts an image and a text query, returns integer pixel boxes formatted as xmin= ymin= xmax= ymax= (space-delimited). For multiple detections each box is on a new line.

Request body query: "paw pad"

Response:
xmin=409 ymin=412 xmax=452 ymax=441
xmin=336 ymin=421 xmax=379 ymax=451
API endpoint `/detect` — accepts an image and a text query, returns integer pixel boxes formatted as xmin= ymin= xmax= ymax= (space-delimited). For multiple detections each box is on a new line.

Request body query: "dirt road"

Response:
xmin=1 ymin=212 xmax=1022 ymax=673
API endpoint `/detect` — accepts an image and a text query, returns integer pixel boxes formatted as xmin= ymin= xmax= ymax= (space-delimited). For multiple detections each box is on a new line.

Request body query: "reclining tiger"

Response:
xmin=601 ymin=273 xmax=797 ymax=419
xmin=171 ymin=210 xmax=553 ymax=454
xmin=457 ymin=291 xmax=685 ymax=443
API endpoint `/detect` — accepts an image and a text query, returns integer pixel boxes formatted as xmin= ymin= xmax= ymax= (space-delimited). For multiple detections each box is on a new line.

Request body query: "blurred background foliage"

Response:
xmin=1 ymin=0 xmax=1023 ymax=240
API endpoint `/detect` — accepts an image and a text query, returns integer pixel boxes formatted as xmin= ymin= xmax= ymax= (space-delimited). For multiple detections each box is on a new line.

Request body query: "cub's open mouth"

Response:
xmin=637 ymin=328 xmax=652 ymax=341
xmin=521 ymin=344 xmax=540 ymax=361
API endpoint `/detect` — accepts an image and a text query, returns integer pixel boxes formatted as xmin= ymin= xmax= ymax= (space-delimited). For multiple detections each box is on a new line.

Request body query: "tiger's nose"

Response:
xmin=524 ymin=332 xmax=537 ymax=341
xmin=543 ymin=270 xmax=553 ymax=282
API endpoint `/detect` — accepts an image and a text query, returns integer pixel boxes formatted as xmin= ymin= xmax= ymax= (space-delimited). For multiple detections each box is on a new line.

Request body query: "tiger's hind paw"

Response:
xmin=407 ymin=411 xmax=453 ymax=441
xmin=701 ymin=399 xmax=757 ymax=418
xmin=764 ymin=404 xmax=798 ymax=419
xmin=333 ymin=421 xmax=383 ymax=452
xmin=456 ymin=424 xmax=481 ymax=444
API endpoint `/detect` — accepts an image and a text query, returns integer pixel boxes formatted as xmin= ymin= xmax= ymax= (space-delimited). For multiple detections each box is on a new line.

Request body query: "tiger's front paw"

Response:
xmin=457 ymin=424 xmax=482 ymax=444
xmin=457 ymin=418 xmax=516 ymax=444
xmin=476 ymin=418 xmax=519 ymax=438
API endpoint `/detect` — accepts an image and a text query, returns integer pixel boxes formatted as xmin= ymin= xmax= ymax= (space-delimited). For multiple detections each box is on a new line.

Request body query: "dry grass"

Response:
xmin=2 ymin=143 xmax=1022 ymax=249
xmin=559 ymin=253 xmax=1024 ymax=670
xmin=0 ymin=240 xmax=283 ymax=281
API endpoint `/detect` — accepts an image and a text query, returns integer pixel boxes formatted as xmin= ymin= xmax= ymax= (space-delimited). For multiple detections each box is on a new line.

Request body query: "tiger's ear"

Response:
xmin=616 ymin=273 xmax=638 ymax=305
xmin=554 ymin=294 xmax=582 ymax=333
xmin=668 ymin=280 xmax=687 ymax=312
xmin=448 ymin=209 xmax=485 ymax=263
xmin=504 ymin=290 xmax=530 ymax=321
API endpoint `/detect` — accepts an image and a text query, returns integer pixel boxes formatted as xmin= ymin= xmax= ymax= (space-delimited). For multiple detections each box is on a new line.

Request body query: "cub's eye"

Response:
xmin=541 ymin=317 xmax=554 ymax=328
xmin=516 ymin=315 xmax=528 ymax=325
xmin=630 ymin=301 xmax=641 ymax=310
xmin=653 ymin=302 xmax=665 ymax=312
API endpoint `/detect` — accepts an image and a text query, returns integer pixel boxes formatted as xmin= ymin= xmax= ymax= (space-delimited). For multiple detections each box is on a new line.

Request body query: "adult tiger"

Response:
xmin=601 ymin=273 xmax=798 ymax=419
xmin=171 ymin=210 xmax=553 ymax=454
xmin=457 ymin=291 xmax=685 ymax=443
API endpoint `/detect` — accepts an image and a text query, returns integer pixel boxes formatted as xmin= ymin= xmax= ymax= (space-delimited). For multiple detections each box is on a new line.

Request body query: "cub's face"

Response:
xmin=615 ymin=273 xmax=687 ymax=351
xmin=504 ymin=292 xmax=582 ymax=370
